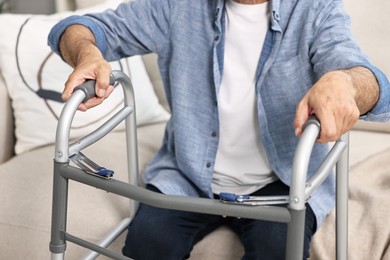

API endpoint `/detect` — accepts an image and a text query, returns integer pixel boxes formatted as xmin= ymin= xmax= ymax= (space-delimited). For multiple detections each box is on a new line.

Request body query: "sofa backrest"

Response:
xmin=0 ymin=73 xmax=15 ymax=163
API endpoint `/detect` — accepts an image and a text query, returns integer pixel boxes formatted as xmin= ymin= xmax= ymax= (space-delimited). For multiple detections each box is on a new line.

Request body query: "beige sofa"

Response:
xmin=1 ymin=0 xmax=390 ymax=259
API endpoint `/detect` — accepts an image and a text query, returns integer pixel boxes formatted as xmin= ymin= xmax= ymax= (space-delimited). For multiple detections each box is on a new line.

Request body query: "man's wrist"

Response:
xmin=59 ymin=25 xmax=97 ymax=67
xmin=341 ymin=66 xmax=379 ymax=115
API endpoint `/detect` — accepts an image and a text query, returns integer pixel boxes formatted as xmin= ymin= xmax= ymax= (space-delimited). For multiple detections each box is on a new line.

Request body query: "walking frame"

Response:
xmin=50 ymin=70 xmax=349 ymax=260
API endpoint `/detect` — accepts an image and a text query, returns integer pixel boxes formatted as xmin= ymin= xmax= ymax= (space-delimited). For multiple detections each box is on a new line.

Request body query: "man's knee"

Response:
xmin=122 ymin=204 xmax=194 ymax=259
xmin=122 ymin=219 xmax=193 ymax=259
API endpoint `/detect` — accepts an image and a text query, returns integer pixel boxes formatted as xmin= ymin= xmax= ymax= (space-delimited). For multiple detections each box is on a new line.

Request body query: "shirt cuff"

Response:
xmin=47 ymin=15 xmax=108 ymax=58
xmin=359 ymin=63 xmax=390 ymax=121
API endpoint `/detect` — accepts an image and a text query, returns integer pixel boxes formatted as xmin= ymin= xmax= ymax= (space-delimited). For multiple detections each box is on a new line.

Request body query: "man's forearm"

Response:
xmin=342 ymin=66 xmax=379 ymax=115
xmin=56 ymin=24 xmax=112 ymax=109
xmin=59 ymin=25 xmax=98 ymax=68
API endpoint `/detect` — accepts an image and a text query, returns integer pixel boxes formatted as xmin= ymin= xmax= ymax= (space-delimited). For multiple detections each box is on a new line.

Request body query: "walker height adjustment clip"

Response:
xmin=219 ymin=192 xmax=290 ymax=206
xmin=70 ymin=152 xmax=114 ymax=179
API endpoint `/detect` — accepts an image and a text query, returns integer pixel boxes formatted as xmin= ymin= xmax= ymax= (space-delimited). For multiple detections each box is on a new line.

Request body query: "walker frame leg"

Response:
xmin=336 ymin=133 xmax=349 ymax=260
xmin=286 ymin=208 xmax=306 ymax=260
xmin=50 ymin=162 xmax=69 ymax=260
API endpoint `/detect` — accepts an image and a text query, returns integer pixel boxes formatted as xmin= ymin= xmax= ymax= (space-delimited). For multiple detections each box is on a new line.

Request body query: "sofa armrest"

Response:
xmin=353 ymin=120 xmax=390 ymax=133
xmin=0 ymin=72 xmax=15 ymax=163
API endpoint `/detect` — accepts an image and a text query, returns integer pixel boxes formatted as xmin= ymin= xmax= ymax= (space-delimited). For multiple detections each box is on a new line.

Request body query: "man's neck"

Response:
xmin=233 ymin=0 xmax=268 ymax=4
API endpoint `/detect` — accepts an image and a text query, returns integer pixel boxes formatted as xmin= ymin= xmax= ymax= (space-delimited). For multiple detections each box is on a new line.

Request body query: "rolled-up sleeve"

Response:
xmin=360 ymin=65 xmax=390 ymax=121
xmin=47 ymin=15 xmax=108 ymax=58
xmin=48 ymin=0 xmax=171 ymax=62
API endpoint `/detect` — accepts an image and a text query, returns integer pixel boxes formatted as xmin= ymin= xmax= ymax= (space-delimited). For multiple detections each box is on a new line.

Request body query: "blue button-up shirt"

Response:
xmin=49 ymin=0 xmax=390 ymax=227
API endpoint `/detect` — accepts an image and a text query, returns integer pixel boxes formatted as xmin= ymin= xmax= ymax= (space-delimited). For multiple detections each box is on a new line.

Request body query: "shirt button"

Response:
xmin=206 ymin=162 xmax=211 ymax=168
xmin=214 ymin=35 xmax=220 ymax=41
xmin=211 ymin=131 xmax=217 ymax=137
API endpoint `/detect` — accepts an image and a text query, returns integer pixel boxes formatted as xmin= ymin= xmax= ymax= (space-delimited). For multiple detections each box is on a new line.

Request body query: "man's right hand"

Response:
xmin=59 ymin=25 xmax=114 ymax=111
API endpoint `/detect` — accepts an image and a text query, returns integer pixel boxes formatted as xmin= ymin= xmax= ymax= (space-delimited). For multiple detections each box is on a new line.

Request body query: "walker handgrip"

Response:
xmin=74 ymin=75 xmax=116 ymax=103
xmin=303 ymin=116 xmax=321 ymax=133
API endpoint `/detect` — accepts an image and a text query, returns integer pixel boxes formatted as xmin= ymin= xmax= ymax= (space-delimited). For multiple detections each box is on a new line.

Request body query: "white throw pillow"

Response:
xmin=0 ymin=0 xmax=169 ymax=154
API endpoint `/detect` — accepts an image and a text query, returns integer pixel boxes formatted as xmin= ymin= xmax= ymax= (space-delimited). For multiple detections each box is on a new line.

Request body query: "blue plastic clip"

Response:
xmin=219 ymin=192 xmax=289 ymax=206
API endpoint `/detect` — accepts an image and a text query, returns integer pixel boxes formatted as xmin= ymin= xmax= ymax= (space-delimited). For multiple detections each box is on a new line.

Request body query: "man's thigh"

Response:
xmin=122 ymin=185 xmax=223 ymax=260
xmin=228 ymin=181 xmax=317 ymax=260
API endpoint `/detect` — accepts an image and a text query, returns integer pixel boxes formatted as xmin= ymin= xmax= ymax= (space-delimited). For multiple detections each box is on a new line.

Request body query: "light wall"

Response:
xmin=10 ymin=0 xmax=56 ymax=14
xmin=344 ymin=0 xmax=390 ymax=76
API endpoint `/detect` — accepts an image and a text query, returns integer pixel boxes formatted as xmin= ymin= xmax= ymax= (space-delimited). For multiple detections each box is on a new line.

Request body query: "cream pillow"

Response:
xmin=0 ymin=0 xmax=169 ymax=154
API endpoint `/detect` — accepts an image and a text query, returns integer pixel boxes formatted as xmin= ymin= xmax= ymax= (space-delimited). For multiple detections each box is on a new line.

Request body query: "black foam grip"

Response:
xmin=73 ymin=74 xmax=116 ymax=103
xmin=74 ymin=80 xmax=97 ymax=103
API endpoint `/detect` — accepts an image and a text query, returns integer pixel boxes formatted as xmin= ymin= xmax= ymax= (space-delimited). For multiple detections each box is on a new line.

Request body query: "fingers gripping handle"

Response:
xmin=74 ymin=74 xmax=116 ymax=103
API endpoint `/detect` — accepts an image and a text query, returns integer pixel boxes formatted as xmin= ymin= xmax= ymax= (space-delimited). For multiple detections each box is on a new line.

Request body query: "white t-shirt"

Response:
xmin=212 ymin=0 xmax=277 ymax=195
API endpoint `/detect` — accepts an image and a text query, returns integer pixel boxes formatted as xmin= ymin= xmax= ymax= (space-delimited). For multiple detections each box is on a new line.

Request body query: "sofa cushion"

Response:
xmin=0 ymin=0 xmax=169 ymax=155
xmin=353 ymin=120 xmax=390 ymax=133
xmin=0 ymin=74 xmax=14 ymax=163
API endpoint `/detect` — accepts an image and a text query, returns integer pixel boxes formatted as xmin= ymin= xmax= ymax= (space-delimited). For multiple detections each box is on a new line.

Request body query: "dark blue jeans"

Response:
xmin=122 ymin=181 xmax=317 ymax=260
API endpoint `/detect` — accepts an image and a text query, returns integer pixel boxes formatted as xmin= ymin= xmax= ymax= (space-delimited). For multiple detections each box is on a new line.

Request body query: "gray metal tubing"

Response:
xmin=285 ymin=209 xmax=306 ymax=260
xmin=111 ymin=70 xmax=140 ymax=218
xmin=336 ymin=133 xmax=349 ymax=260
xmin=83 ymin=217 xmax=131 ymax=260
xmin=52 ymin=71 xmax=139 ymax=259
xmin=305 ymin=139 xmax=347 ymax=198
xmin=51 ymin=253 xmax=65 ymax=260
xmin=50 ymin=162 xmax=69 ymax=258
xmin=69 ymin=107 xmax=133 ymax=156
xmin=60 ymin=166 xmax=291 ymax=223
xmin=54 ymin=70 xmax=139 ymax=212
xmin=289 ymin=121 xmax=320 ymax=210
xmin=55 ymin=92 xmax=86 ymax=163
xmin=66 ymin=233 xmax=131 ymax=260
xmin=285 ymin=119 xmax=320 ymax=260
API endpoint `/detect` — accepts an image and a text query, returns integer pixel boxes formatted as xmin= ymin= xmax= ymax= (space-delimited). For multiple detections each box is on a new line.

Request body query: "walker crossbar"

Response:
xmin=60 ymin=165 xmax=292 ymax=222
xmin=50 ymin=71 xmax=349 ymax=260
